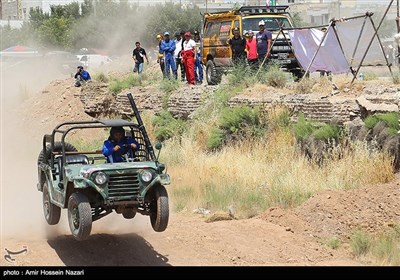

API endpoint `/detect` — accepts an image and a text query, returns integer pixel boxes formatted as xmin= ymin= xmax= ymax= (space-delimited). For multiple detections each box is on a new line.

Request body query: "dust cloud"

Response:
xmin=0 ymin=58 xmax=66 ymax=239
xmin=0 ymin=5 xmax=157 ymax=240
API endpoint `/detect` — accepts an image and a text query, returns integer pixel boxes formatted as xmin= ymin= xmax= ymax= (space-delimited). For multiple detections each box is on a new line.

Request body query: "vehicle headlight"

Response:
xmin=140 ymin=169 xmax=153 ymax=183
xmin=94 ymin=172 xmax=108 ymax=185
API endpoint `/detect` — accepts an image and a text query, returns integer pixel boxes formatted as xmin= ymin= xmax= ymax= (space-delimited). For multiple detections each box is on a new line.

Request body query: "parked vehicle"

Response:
xmin=201 ymin=5 xmax=304 ymax=85
xmin=44 ymin=51 xmax=83 ymax=75
xmin=37 ymin=93 xmax=170 ymax=241
xmin=76 ymin=54 xmax=112 ymax=69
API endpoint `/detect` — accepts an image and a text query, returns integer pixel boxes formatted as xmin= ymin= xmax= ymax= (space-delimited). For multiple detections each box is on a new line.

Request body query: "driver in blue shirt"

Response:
xmin=102 ymin=126 xmax=140 ymax=163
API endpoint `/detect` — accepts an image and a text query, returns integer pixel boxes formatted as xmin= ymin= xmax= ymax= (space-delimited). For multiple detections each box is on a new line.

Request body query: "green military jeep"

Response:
xmin=37 ymin=93 xmax=170 ymax=241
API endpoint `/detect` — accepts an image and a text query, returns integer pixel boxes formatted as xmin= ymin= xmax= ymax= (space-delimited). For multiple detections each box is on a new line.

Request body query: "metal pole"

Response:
xmin=351 ymin=0 xmax=394 ymax=83
xmin=301 ymin=23 xmax=331 ymax=82
xmin=127 ymin=93 xmax=156 ymax=162
xmin=397 ymin=0 xmax=400 ymax=68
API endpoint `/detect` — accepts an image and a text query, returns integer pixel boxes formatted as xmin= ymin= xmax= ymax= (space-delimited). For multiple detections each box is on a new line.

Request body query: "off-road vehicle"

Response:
xmin=201 ymin=5 xmax=303 ymax=85
xmin=37 ymin=93 xmax=170 ymax=241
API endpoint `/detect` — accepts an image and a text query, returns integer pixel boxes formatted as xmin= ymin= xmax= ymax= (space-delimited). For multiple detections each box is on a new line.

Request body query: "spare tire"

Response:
xmin=37 ymin=142 xmax=77 ymax=191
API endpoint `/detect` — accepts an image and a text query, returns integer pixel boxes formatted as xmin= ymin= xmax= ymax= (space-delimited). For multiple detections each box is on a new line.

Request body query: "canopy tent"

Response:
xmin=288 ymin=27 xmax=350 ymax=75
xmin=0 ymin=45 xmax=40 ymax=58
xmin=285 ymin=0 xmax=395 ymax=83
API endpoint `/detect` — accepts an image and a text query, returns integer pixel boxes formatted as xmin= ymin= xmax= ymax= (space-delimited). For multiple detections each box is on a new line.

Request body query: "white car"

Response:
xmin=76 ymin=54 xmax=112 ymax=69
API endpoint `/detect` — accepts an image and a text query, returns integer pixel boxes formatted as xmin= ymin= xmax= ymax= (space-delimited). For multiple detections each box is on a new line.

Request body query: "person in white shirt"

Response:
xmin=182 ymin=32 xmax=197 ymax=85
xmin=174 ymin=32 xmax=186 ymax=81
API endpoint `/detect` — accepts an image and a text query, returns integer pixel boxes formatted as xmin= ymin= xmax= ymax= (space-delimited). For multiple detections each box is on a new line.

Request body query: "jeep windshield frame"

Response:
xmin=43 ymin=119 xmax=156 ymax=170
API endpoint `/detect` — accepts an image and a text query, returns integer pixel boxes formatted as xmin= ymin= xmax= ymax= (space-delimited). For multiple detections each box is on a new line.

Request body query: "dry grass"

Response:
xmin=164 ymin=127 xmax=395 ymax=218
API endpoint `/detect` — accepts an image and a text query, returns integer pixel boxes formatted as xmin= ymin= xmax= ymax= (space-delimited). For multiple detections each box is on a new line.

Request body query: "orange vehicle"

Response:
xmin=201 ymin=5 xmax=303 ymax=85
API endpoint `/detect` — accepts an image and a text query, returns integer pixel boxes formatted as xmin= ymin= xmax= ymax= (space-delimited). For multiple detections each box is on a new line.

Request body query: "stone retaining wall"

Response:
xmin=81 ymin=83 xmax=400 ymax=124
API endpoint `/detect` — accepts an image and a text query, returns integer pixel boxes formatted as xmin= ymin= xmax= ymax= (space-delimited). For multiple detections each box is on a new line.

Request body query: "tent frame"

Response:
xmin=300 ymin=0 xmax=394 ymax=84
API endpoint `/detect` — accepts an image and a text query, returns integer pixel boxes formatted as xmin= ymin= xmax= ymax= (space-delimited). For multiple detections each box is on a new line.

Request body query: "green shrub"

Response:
xmin=227 ymin=63 xmax=254 ymax=86
xmin=350 ymin=229 xmax=371 ymax=256
xmin=364 ymin=112 xmax=400 ymax=130
xmin=160 ymin=79 xmax=180 ymax=94
xmin=377 ymin=112 xmax=400 ymax=130
xmin=292 ymin=113 xmax=342 ymax=142
xmin=206 ymin=105 xmax=267 ymax=147
xmin=295 ymin=76 xmax=316 ymax=94
xmin=277 ymin=108 xmax=291 ymax=128
xmin=373 ymin=226 xmax=400 ymax=265
xmin=93 ymin=72 xmax=109 ymax=83
xmin=219 ymin=106 xmax=260 ymax=132
xmin=326 ymin=236 xmax=341 ymax=250
xmin=206 ymin=128 xmax=225 ymax=150
xmin=292 ymin=113 xmax=314 ymax=141
xmin=311 ymin=124 xmax=341 ymax=140
xmin=152 ymin=110 xmax=186 ymax=141
xmin=364 ymin=115 xmax=379 ymax=129
xmin=263 ymin=64 xmax=289 ymax=88
xmin=109 ymin=74 xmax=138 ymax=95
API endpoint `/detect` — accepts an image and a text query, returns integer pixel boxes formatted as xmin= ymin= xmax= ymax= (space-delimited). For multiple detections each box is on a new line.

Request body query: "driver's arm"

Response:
xmin=127 ymin=137 xmax=140 ymax=150
xmin=102 ymin=141 xmax=115 ymax=157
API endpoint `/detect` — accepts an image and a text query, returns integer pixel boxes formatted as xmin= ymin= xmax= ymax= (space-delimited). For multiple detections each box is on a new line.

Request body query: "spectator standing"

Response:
xmin=160 ymin=32 xmax=177 ymax=80
xmin=174 ymin=32 xmax=186 ymax=81
xmin=256 ymin=20 xmax=272 ymax=67
xmin=132 ymin=41 xmax=149 ymax=84
xmin=228 ymin=27 xmax=247 ymax=66
xmin=156 ymin=34 xmax=166 ymax=78
xmin=193 ymin=31 xmax=203 ymax=84
xmin=245 ymin=30 xmax=258 ymax=70
xmin=182 ymin=32 xmax=196 ymax=85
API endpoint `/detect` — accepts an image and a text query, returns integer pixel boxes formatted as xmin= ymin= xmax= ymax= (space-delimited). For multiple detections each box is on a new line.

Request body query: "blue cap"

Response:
xmin=164 ymin=31 xmax=170 ymax=36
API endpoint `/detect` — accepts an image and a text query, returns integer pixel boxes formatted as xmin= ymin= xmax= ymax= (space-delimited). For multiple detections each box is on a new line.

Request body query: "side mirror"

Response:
xmin=155 ymin=142 xmax=162 ymax=150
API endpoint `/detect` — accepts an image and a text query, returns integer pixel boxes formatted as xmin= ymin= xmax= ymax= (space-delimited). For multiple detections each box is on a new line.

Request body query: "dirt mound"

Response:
xmin=19 ymin=79 xmax=91 ymax=138
xmin=294 ymin=175 xmax=400 ymax=240
xmin=260 ymin=174 xmax=400 ymax=241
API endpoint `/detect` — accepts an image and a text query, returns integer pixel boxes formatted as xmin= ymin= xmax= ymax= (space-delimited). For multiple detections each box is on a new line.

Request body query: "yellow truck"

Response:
xmin=201 ymin=5 xmax=303 ymax=85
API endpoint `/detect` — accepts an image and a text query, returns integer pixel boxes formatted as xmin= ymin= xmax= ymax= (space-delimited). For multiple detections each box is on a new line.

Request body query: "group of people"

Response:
xmin=228 ymin=20 xmax=273 ymax=70
xmin=155 ymin=30 xmax=203 ymax=85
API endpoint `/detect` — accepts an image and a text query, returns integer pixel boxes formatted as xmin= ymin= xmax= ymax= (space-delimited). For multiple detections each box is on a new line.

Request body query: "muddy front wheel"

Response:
xmin=68 ymin=193 xmax=92 ymax=241
xmin=149 ymin=185 xmax=169 ymax=232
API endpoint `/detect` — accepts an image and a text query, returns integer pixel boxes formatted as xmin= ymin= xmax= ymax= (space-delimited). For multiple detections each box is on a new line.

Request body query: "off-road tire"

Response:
xmin=37 ymin=142 xmax=77 ymax=190
xmin=68 ymin=192 xmax=92 ymax=241
xmin=42 ymin=183 xmax=61 ymax=225
xmin=150 ymin=185 xmax=169 ymax=232
xmin=206 ymin=60 xmax=222 ymax=85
